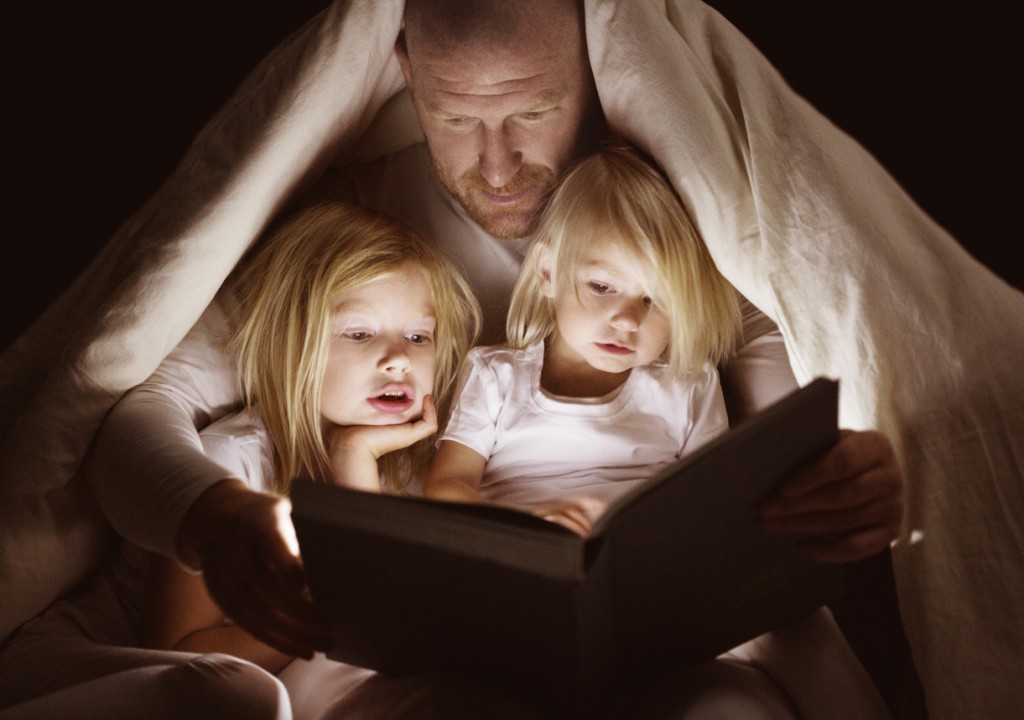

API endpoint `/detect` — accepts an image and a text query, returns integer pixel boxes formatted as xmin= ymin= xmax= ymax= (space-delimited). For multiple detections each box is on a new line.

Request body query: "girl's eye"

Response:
xmin=342 ymin=331 xmax=372 ymax=341
xmin=408 ymin=333 xmax=433 ymax=345
xmin=587 ymin=281 xmax=613 ymax=295
xmin=643 ymin=296 xmax=654 ymax=308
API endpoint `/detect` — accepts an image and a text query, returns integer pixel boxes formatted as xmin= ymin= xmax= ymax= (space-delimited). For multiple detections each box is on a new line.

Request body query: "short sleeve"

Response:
xmin=439 ymin=348 xmax=505 ymax=460
xmin=678 ymin=364 xmax=730 ymax=458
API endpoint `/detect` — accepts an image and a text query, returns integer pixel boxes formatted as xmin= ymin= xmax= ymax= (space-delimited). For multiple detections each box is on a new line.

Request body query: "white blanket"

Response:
xmin=2 ymin=1 xmax=1022 ymax=716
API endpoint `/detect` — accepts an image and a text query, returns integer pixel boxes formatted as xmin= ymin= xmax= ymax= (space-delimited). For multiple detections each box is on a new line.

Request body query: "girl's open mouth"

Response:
xmin=367 ymin=386 xmax=415 ymax=414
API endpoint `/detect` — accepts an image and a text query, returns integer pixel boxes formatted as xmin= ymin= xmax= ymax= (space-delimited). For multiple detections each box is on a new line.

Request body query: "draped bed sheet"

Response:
xmin=2 ymin=1 xmax=1021 ymax=716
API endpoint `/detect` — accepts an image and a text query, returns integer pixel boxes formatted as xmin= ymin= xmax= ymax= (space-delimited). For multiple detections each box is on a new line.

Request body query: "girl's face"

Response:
xmin=320 ymin=263 xmax=437 ymax=428
xmin=541 ymin=235 xmax=670 ymax=376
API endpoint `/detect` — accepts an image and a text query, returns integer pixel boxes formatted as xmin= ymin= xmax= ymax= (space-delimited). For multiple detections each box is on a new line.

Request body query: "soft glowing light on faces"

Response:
xmin=432 ymin=159 xmax=556 ymax=240
xmin=320 ymin=264 xmax=438 ymax=429
xmin=542 ymin=236 xmax=670 ymax=387
xmin=398 ymin=10 xmax=598 ymax=240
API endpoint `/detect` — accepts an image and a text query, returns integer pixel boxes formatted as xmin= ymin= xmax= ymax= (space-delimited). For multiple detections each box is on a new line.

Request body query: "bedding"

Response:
xmin=1 ymin=1 xmax=1022 ymax=717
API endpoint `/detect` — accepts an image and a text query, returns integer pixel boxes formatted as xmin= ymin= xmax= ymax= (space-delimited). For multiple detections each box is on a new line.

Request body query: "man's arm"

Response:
xmin=85 ymin=294 xmax=330 ymax=657
xmin=85 ymin=294 xmax=244 ymax=557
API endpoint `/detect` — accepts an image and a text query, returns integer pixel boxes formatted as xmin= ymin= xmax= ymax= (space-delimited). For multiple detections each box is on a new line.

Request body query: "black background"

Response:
xmin=3 ymin=2 xmax=1021 ymax=349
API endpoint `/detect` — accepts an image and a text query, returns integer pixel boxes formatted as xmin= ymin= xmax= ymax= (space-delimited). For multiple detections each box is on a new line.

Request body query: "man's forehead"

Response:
xmin=411 ymin=42 xmax=584 ymax=100
xmin=420 ymin=66 xmax=567 ymax=102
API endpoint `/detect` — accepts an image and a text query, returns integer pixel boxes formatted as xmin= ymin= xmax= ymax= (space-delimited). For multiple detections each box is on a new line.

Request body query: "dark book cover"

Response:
xmin=291 ymin=377 xmax=844 ymax=713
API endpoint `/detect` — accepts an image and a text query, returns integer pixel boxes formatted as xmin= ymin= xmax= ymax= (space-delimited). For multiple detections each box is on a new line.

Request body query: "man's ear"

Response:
xmin=535 ymin=244 xmax=556 ymax=298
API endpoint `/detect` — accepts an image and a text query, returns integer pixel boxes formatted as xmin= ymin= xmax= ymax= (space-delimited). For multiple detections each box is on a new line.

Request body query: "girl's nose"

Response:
xmin=610 ymin=298 xmax=645 ymax=331
xmin=379 ymin=343 xmax=411 ymax=375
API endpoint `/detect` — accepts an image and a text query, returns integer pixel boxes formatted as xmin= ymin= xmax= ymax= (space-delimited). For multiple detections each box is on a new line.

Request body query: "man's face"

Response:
xmin=397 ymin=29 xmax=598 ymax=240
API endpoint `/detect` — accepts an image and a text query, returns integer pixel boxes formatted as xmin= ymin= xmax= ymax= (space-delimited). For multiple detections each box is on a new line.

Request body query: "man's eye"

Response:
xmin=520 ymin=110 xmax=546 ymax=121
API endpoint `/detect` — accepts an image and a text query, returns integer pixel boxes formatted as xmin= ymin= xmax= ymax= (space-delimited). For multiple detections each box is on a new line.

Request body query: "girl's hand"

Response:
xmin=326 ymin=395 xmax=438 ymax=490
xmin=531 ymin=495 xmax=609 ymax=536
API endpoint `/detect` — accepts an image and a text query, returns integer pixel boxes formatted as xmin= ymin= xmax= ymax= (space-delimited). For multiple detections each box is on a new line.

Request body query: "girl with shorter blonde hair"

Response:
xmin=426 ymin=140 xmax=740 ymax=534
xmin=507 ymin=139 xmax=739 ymax=375
xmin=142 ymin=200 xmax=480 ymax=673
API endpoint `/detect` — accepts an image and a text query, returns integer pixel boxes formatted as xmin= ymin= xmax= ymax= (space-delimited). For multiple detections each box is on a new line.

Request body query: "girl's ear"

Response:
xmin=535 ymin=244 xmax=556 ymax=298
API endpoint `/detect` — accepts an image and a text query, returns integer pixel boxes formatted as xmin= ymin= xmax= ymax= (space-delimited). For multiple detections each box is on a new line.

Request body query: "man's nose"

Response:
xmin=478 ymin=126 xmax=522 ymax=188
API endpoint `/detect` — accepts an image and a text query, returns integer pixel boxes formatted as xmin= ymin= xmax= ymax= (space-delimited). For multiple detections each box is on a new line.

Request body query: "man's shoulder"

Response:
xmin=339 ymin=143 xmax=435 ymax=203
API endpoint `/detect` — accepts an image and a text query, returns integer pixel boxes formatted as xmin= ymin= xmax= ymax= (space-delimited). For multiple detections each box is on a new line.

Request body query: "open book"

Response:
xmin=290 ymin=378 xmax=844 ymax=712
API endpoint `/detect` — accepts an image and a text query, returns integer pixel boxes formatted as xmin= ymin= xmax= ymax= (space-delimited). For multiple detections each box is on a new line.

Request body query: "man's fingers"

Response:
xmin=760 ymin=492 xmax=901 ymax=537
xmin=771 ymin=429 xmax=896 ymax=500
xmin=761 ymin=464 xmax=902 ymax=520
xmin=791 ymin=525 xmax=899 ymax=564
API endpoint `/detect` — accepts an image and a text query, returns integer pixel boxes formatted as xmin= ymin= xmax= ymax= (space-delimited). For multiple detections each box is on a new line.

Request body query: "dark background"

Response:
xmin=3 ymin=2 xmax=1021 ymax=350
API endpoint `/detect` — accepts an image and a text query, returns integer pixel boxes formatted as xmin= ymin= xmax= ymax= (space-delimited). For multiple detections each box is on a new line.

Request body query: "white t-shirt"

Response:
xmin=441 ymin=342 xmax=729 ymax=508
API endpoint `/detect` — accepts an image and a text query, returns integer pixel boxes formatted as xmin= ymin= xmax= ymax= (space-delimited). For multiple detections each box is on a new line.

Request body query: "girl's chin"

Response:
xmin=367 ymin=408 xmax=422 ymax=425
xmin=325 ymin=411 xmax=419 ymax=429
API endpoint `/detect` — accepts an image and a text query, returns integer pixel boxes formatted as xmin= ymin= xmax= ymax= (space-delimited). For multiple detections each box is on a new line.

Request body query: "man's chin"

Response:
xmin=479 ymin=214 xmax=533 ymax=240
xmin=462 ymin=202 xmax=537 ymax=240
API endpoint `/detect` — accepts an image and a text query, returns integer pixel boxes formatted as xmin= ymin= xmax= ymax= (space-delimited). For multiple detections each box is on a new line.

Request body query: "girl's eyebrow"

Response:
xmin=580 ymin=258 xmax=615 ymax=273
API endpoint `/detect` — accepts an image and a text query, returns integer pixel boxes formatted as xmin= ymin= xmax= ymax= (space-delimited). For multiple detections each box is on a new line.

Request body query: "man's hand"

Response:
xmin=176 ymin=479 xmax=332 ymax=658
xmin=758 ymin=429 xmax=904 ymax=563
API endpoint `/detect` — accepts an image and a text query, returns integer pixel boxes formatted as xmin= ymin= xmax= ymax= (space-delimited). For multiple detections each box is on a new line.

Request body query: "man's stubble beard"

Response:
xmin=432 ymin=159 xmax=557 ymax=240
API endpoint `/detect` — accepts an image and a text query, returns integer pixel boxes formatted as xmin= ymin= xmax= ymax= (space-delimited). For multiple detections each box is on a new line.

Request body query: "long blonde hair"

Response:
xmin=507 ymin=140 xmax=740 ymax=377
xmin=228 ymin=201 xmax=481 ymax=493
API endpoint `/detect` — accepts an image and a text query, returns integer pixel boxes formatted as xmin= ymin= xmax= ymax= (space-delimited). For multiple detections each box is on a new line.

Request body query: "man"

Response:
xmin=2 ymin=0 xmax=901 ymax=717
xmin=94 ymin=0 xmax=900 ymax=658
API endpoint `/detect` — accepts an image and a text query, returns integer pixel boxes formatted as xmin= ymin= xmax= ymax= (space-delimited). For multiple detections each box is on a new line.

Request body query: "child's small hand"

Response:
xmin=331 ymin=395 xmax=438 ymax=458
xmin=326 ymin=396 xmax=438 ymax=490
xmin=531 ymin=495 xmax=608 ymax=536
